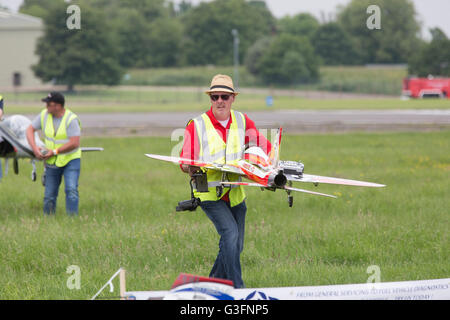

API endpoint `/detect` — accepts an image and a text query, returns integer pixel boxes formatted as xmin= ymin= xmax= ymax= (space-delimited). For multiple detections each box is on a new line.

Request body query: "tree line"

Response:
xmin=19 ymin=0 xmax=450 ymax=88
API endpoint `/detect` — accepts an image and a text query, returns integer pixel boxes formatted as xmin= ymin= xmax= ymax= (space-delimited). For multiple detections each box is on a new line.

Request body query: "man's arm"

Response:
xmin=26 ymin=124 xmax=44 ymax=160
xmin=180 ymin=120 xmax=200 ymax=176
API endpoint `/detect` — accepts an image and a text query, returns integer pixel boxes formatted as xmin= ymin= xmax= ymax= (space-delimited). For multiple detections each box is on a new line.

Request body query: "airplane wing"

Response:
xmin=2 ymin=122 xmax=103 ymax=156
xmin=81 ymin=147 xmax=104 ymax=152
xmin=0 ymin=122 xmax=34 ymax=157
xmin=284 ymin=185 xmax=337 ymax=198
xmin=145 ymin=154 xmax=244 ymax=175
xmin=287 ymin=173 xmax=385 ymax=188
xmin=220 ymin=181 xmax=267 ymax=187
xmin=221 ymin=181 xmax=337 ymax=198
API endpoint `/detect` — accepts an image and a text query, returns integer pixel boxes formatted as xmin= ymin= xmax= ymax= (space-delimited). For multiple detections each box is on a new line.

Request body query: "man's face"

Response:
xmin=210 ymin=91 xmax=235 ymax=120
xmin=46 ymin=102 xmax=63 ymax=115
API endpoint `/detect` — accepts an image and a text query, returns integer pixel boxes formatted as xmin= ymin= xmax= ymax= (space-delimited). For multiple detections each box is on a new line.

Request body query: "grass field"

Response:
xmin=5 ymin=92 xmax=450 ymax=114
xmin=0 ymin=131 xmax=448 ymax=299
xmin=124 ymin=65 xmax=407 ymax=95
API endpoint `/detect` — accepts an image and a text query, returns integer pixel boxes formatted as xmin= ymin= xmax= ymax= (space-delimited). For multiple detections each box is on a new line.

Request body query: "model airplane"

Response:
xmin=0 ymin=115 xmax=103 ymax=184
xmin=145 ymin=128 xmax=385 ymax=207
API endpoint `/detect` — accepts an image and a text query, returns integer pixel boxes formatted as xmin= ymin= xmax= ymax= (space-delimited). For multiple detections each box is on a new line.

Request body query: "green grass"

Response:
xmin=0 ymin=131 xmax=449 ymax=299
xmin=124 ymin=66 xmax=259 ymax=87
xmin=4 ymin=94 xmax=450 ymax=114
xmin=313 ymin=66 xmax=407 ymax=95
xmin=123 ymin=65 xmax=407 ymax=95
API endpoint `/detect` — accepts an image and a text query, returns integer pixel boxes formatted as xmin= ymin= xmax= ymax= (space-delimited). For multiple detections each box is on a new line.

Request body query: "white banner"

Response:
xmin=125 ymin=278 xmax=450 ymax=300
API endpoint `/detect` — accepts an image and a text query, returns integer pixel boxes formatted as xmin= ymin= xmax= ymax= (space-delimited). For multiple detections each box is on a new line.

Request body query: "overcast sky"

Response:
xmin=2 ymin=0 xmax=449 ymax=39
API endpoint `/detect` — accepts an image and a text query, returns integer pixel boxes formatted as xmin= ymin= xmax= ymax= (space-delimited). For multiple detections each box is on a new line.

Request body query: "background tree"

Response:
xmin=139 ymin=18 xmax=184 ymax=67
xmin=92 ymin=0 xmax=180 ymax=68
xmin=277 ymin=13 xmax=320 ymax=41
xmin=32 ymin=2 xmax=123 ymax=91
xmin=252 ymin=34 xmax=320 ymax=85
xmin=337 ymin=0 xmax=421 ymax=63
xmin=181 ymin=0 xmax=275 ymax=65
xmin=176 ymin=0 xmax=193 ymax=16
xmin=312 ymin=22 xmax=361 ymax=65
xmin=19 ymin=0 xmax=63 ymax=18
xmin=91 ymin=0 xmax=168 ymax=20
xmin=244 ymin=36 xmax=274 ymax=76
xmin=408 ymin=28 xmax=450 ymax=77
xmin=114 ymin=8 xmax=149 ymax=68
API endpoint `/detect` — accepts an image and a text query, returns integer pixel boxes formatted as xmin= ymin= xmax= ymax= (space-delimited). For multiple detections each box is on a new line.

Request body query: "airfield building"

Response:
xmin=0 ymin=9 xmax=43 ymax=89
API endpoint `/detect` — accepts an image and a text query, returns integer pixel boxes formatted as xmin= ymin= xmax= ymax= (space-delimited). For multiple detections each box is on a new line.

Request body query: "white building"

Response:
xmin=0 ymin=9 xmax=43 ymax=89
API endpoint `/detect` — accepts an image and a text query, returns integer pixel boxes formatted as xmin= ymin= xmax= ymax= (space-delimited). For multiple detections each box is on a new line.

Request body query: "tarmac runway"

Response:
xmin=71 ymin=109 xmax=450 ymax=136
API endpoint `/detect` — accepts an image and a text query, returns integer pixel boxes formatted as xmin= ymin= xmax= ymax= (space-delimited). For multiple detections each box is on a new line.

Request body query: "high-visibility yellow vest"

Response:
xmin=40 ymin=108 xmax=81 ymax=167
xmin=192 ymin=110 xmax=246 ymax=207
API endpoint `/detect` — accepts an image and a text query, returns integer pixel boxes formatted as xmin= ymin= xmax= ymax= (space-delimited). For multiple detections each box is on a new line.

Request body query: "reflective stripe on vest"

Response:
xmin=40 ymin=108 xmax=81 ymax=167
xmin=192 ymin=110 xmax=246 ymax=207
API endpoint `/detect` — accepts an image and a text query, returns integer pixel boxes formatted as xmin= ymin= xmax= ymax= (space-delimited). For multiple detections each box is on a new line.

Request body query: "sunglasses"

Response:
xmin=210 ymin=94 xmax=232 ymax=101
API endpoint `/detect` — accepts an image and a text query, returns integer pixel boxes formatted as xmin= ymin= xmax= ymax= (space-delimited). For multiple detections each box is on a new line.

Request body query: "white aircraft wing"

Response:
xmin=287 ymin=173 xmax=385 ymax=188
xmin=145 ymin=154 xmax=244 ymax=175
xmin=81 ymin=147 xmax=104 ymax=152
xmin=0 ymin=121 xmax=35 ymax=158
xmin=284 ymin=185 xmax=337 ymax=198
xmin=220 ymin=181 xmax=267 ymax=187
xmin=221 ymin=181 xmax=337 ymax=198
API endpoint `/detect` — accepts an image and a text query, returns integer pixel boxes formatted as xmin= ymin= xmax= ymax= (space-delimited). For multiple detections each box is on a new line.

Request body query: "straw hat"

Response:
xmin=205 ymin=74 xmax=239 ymax=96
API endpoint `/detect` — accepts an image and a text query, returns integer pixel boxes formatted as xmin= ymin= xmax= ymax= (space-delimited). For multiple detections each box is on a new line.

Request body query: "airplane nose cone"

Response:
xmin=273 ymin=172 xmax=287 ymax=188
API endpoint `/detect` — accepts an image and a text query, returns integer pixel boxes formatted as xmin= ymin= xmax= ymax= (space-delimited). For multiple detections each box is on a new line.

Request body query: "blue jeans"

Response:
xmin=200 ymin=200 xmax=247 ymax=288
xmin=44 ymin=158 xmax=81 ymax=216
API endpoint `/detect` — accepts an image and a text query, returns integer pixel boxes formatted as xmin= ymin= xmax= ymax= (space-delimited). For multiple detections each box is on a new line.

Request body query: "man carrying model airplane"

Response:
xmin=145 ymin=75 xmax=385 ymax=288
xmin=179 ymin=74 xmax=272 ymax=288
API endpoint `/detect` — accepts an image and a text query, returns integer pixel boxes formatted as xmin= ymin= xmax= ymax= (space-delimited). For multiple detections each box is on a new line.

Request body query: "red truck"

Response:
xmin=403 ymin=77 xmax=450 ymax=99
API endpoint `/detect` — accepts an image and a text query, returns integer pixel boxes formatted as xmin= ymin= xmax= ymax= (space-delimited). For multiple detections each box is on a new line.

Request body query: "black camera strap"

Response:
xmin=189 ymin=177 xmax=196 ymax=199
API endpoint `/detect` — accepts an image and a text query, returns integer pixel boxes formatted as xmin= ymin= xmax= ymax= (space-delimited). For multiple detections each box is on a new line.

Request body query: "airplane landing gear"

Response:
xmin=288 ymin=195 xmax=293 ymax=207
xmin=41 ymin=167 xmax=46 ymax=186
xmin=286 ymin=183 xmax=293 ymax=208
xmin=31 ymin=160 xmax=37 ymax=182
xmin=13 ymin=158 xmax=18 ymax=175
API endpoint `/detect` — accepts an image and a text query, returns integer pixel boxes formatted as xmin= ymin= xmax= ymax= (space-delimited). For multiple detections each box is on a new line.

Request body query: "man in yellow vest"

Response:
xmin=180 ymin=75 xmax=272 ymax=288
xmin=26 ymin=92 xmax=81 ymax=216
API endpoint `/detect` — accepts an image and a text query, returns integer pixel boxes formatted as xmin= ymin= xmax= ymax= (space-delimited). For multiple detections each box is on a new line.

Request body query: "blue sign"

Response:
xmin=266 ymin=96 xmax=273 ymax=107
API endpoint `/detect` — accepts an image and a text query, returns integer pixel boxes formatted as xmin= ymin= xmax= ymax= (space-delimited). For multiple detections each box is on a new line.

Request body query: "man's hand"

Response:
xmin=42 ymin=148 xmax=54 ymax=160
xmin=181 ymin=164 xmax=201 ymax=177
xmin=33 ymin=147 xmax=45 ymax=160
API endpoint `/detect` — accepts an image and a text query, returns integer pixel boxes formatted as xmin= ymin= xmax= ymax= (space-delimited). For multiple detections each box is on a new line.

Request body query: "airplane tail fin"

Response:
xmin=269 ymin=127 xmax=282 ymax=167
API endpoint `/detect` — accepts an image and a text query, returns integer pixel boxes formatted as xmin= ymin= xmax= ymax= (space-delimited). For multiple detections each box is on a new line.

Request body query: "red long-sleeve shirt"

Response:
xmin=180 ymin=107 xmax=272 ymax=202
